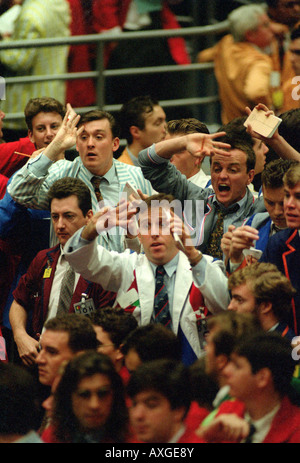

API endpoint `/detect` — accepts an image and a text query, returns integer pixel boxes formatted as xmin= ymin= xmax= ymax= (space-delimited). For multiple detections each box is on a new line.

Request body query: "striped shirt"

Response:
xmin=8 ymin=153 xmax=154 ymax=251
xmin=0 ymin=0 xmax=70 ymax=129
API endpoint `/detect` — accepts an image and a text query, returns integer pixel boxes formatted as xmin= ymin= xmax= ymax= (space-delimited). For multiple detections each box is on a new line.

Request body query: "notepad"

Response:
xmin=244 ymin=108 xmax=282 ymax=138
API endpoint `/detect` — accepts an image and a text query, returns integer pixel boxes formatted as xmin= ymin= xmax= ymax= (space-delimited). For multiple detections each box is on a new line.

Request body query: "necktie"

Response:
xmin=154 ymin=265 xmax=171 ymax=328
xmin=91 ymin=176 xmax=103 ymax=203
xmin=206 ymin=204 xmax=239 ymax=259
xmin=205 ymin=208 xmax=226 ymax=259
xmin=244 ymin=423 xmax=256 ymax=444
xmin=57 ymin=263 xmax=75 ymax=315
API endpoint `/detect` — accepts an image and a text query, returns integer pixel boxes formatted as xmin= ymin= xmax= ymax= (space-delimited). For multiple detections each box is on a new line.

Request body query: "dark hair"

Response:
xmin=0 ymin=363 xmax=40 ymax=435
xmin=211 ymin=132 xmax=256 ymax=172
xmin=167 ymin=118 xmax=209 ymax=136
xmin=233 ymin=332 xmax=296 ymax=397
xmin=218 ymin=116 xmax=254 ymax=147
xmin=278 ymin=107 xmax=300 ymax=152
xmin=291 ymin=23 xmax=300 ymax=41
xmin=265 ymin=0 xmax=279 ymax=7
xmin=53 ymin=351 xmax=129 ymax=443
xmin=47 ymin=177 xmax=92 ymax=216
xmin=127 ymin=359 xmax=191 ymax=413
xmin=77 ymin=109 xmax=120 ymax=138
xmin=119 ymin=95 xmax=160 ymax=143
xmin=43 ymin=314 xmax=98 ymax=353
xmin=261 ymin=158 xmax=299 ymax=189
xmin=207 ymin=311 xmax=261 ymax=358
xmin=89 ymin=307 xmax=138 ymax=348
xmin=121 ymin=323 xmax=181 ymax=362
xmin=24 ymin=97 xmax=65 ymax=131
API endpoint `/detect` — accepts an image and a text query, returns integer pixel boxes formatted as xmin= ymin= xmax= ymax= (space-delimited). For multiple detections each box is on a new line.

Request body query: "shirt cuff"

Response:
xmin=27 ymin=151 xmax=54 ymax=176
xmin=146 ymin=144 xmax=169 ymax=165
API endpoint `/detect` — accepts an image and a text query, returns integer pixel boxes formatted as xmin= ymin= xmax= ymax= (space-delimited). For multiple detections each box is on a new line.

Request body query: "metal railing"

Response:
xmin=0 ymin=19 xmax=229 ymax=124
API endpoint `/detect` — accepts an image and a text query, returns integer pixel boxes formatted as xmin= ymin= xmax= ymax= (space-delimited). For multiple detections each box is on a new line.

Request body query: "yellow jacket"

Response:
xmin=198 ymin=34 xmax=273 ymax=123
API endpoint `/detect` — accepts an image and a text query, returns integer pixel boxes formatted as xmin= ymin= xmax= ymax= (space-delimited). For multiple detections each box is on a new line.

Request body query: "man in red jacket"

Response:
xmin=198 ymin=332 xmax=300 ymax=443
xmin=9 ymin=177 xmax=115 ymax=367
xmin=0 ymin=96 xmax=66 ymax=181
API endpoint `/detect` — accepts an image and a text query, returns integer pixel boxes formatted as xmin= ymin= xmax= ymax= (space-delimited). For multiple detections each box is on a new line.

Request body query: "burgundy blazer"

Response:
xmin=13 ymin=244 xmax=116 ymax=337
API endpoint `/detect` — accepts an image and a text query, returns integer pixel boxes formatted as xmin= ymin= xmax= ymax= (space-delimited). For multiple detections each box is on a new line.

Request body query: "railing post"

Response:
xmin=95 ymin=40 xmax=105 ymax=109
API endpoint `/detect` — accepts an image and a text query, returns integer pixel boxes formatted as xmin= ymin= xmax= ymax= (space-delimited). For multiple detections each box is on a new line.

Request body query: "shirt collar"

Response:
xmin=85 ymin=161 xmax=117 ymax=185
xmin=212 ymin=191 xmax=248 ymax=214
xmin=150 ymin=253 xmax=179 ymax=277
xmin=126 ymin=146 xmax=139 ymax=166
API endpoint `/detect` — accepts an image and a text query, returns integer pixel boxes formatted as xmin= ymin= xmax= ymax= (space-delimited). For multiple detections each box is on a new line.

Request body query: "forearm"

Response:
xmin=7 ymin=155 xmax=53 ymax=209
xmin=9 ymin=301 xmax=28 ymax=341
xmin=193 ymin=256 xmax=230 ymax=313
xmin=266 ymin=134 xmax=300 ymax=161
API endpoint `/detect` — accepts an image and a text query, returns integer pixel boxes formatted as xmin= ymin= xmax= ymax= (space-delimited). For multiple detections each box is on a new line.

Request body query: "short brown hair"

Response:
xmin=77 ymin=109 xmax=120 ymax=138
xmin=228 ymin=262 xmax=296 ymax=321
xmin=24 ymin=97 xmax=65 ymax=131
xmin=167 ymin=118 xmax=209 ymax=136
xmin=47 ymin=177 xmax=92 ymax=216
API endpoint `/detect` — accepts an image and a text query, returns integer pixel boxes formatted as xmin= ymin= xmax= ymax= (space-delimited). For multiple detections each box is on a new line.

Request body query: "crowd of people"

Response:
xmin=1 ymin=0 xmax=300 ymax=446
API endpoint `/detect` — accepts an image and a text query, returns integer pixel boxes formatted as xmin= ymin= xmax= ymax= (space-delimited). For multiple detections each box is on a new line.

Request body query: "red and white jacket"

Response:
xmin=65 ymin=233 xmax=229 ymax=359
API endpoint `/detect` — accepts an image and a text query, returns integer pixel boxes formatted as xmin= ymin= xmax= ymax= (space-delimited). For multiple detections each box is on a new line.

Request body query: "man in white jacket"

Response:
xmin=64 ymin=193 xmax=230 ymax=365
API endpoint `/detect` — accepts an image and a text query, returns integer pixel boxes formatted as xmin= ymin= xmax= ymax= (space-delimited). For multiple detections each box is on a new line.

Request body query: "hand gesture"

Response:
xmin=186 ymin=131 xmax=231 ymax=166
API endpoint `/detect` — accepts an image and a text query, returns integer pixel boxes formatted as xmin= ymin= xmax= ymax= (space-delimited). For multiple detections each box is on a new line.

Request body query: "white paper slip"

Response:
xmin=244 ymin=108 xmax=282 ymax=138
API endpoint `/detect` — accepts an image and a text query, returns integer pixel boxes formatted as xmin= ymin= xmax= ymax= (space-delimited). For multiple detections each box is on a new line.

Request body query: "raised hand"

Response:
xmin=186 ymin=131 xmax=231 ymax=166
xmin=43 ymin=103 xmax=83 ymax=161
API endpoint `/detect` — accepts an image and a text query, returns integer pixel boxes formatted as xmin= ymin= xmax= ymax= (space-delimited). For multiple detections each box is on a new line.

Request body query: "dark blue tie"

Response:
xmin=154 ymin=265 xmax=171 ymax=328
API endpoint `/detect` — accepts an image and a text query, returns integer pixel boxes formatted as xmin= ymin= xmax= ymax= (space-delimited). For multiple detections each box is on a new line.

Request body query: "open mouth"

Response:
xmin=218 ymin=184 xmax=230 ymax=192
xmin=87 ymin=152 xmax=97 ymax=157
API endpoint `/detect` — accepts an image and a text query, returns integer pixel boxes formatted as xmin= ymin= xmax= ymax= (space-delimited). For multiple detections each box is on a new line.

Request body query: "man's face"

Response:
xmin=72 ymin=373 xmax=113 ymax=432
xmin=138 ymin=208 xmax=179 ymax=266
xmin=249 ymin=13 xmax=274 ymax=48
xmin=137 ymin=105 xmax=167 ymax=149
xmin=94 ymin=325 xmax=122 ymax=367
xmin=223 ymin=353 xmax=258 ymax=403
xmin=284 ymin=181 xmax=300 ymax=228
xmin=253 ymin=139 xmax=268 ymax=175
xmin=269 ymin=0 xmax=300 ymax=27
xmin=51 ymin=195 xmax=92 ymax=247
xmin=129 ymin=390 xmax=183 ymax=443
xmin=228 ymin=282 xmax=256 ymax=313
xmin=210 ymin=150 xmax=254 ymax=208
xmin=168 ymin=133 xmax=199 ymax=179
xmin=262 ymin=185 xmax=287 ymax=229
xmin=289 ymin=37 xmax=300 ymax=74
xmin=28 ymin=112 xmax=63 ymax=149
xmin=76 ymin=119 xmax=119 ymax=176
xmin=36 ymin=330 xmax=73 ymax=386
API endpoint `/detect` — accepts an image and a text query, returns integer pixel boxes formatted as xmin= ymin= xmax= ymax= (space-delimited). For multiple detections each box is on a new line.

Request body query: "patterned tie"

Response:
xmin=154 ymin=265 xmax=171 ymax=328
xmin=205 ymin=208 xmax=226 ymax=260
xmin=91 ymin=176 xmax=103 ymax=203
xmin=57 ymin=263 xmax=75 ymax=315
xmin=206 ymin=204 xmax=239 ymax=259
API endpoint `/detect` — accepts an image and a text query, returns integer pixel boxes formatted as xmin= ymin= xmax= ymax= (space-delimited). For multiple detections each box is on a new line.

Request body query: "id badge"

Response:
xmin=74 ymin=298 xmax=96 ymax=315
xmin=43 ymin=268 xmax=52 ymax=278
